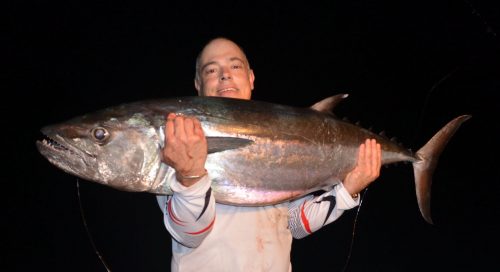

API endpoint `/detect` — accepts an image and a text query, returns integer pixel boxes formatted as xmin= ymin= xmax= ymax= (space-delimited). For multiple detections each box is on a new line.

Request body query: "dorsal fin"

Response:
xmin=207 ymin=137 xmax=254 ymax=154
xmin=310 ymin=94 xmax=349 ymax=114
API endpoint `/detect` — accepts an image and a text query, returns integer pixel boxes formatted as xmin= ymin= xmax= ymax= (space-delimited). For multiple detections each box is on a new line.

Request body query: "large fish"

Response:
xmin=36 ymin=95 xmax=470 ymax=224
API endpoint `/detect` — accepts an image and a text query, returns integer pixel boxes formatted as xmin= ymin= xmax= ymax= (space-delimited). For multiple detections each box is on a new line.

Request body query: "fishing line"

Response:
xmin=341 ymin=187 xmax=368 ymax=272
xmin=462 ymin=0 xmax=498 ymax=39
xmin=411 ymin=67 xmax=459 ymax=146
xmin=340 ymin=66 xmax=456 ymax=272
xmin=77 ymin=179 xmax=112 ymax=272
xmin=340 ymin=2 xmax=497 ymax=271
xmin=413 ymin=1 xmax=498 ymax=146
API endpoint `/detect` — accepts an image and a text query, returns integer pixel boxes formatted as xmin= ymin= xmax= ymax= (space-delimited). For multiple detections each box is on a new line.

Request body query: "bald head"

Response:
xmin=194 ymin=38 xmax=255 ymax=100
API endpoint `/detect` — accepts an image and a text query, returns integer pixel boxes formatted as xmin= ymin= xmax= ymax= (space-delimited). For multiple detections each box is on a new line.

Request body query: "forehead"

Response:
xmin=199 ymin=39 xmax=247 ymax=65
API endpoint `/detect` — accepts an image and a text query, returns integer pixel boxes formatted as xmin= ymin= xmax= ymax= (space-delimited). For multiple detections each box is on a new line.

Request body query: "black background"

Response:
xmin=5 ymin=0 xmax=500 ymax=271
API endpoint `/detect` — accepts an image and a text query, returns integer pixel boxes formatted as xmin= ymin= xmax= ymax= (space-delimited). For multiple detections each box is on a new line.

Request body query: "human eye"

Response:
xmin=231 ymin=63 xmax=243 ymax=69
xmin=204 ymin=66 xmax=218 ymax=75
xmin=231 ymin=60 xmax=244 ymax=70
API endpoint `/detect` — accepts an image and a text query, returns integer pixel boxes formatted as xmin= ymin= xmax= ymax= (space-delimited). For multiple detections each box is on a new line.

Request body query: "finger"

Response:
xmin=166 ymin=113 xmax=176 ymax=142
xmin=183 ymin=117 xmax=195 ymax=138
xmin=193 ymin=118 xmax=205 ymax=138
xmin=375 ymin=142 xmax=382 ymax=174
xmin=174 ymin=115 xmax=187 ymax=140
xmin=369 ymin=139 xmax=377 ymax=173
xmin=365 ymin=139 xmax=372 ymax=167
xmin=358 ymin=142 xmax=366 ymax=166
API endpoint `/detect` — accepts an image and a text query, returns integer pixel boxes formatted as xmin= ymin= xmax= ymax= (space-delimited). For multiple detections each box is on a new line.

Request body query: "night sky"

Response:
xmin=5 ymin=1 xmax=500 ymax=271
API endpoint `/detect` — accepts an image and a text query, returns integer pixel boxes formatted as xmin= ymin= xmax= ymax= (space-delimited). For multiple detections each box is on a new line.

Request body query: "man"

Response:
xmin=156 ymin=37 xmax=381 ymax=271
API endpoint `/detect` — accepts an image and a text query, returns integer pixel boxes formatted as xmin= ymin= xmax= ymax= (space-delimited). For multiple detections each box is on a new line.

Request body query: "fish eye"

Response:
xmin=91 ymin=127 xmax=110 ymax=143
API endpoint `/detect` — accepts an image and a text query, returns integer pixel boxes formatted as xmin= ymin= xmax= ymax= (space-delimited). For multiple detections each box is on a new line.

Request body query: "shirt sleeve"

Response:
xmin=287 ymin=182 xmax=359 ymax=239
xmin=156 ymin=167 xmax=216 ymax=248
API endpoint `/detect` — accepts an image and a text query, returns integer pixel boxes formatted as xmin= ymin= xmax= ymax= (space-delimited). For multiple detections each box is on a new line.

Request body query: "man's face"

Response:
xmin=195 ymin=39 xmax=254 ymax=100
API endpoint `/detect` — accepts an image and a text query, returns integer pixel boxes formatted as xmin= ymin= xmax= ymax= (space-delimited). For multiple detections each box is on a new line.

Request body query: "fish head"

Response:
xmin=36 ymin=108 xmax=163 ymax=192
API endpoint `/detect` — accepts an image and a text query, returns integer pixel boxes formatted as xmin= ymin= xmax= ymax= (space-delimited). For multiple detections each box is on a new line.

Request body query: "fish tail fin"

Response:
xmin=412 ymin=115 xmax=471 ymax=224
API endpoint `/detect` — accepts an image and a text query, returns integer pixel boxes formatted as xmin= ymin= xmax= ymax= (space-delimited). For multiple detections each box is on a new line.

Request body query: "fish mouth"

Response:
xmin=38 ymin=135 xmax=71 ymax=153
xmin=36 ymin=132 xmax=94 ymax=161
xmin=36 ymin=131 xmax=101 ymax=183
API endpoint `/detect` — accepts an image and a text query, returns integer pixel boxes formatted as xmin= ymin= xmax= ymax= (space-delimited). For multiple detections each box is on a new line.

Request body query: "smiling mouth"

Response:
xmin=217 ymin=87 xmax=238 ymax=94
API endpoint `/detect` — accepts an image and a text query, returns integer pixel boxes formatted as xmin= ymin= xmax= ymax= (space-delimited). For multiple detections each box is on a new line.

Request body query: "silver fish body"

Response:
xmin=36 ymin=95 xmax=471 ymax=223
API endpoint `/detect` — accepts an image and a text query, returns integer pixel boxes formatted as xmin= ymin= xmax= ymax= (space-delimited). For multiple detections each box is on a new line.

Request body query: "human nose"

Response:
xmin=219 ymin=67 xmax=232 ymax=81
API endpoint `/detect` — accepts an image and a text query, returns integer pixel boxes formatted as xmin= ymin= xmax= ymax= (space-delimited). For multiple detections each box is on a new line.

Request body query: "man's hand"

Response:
xmin=162 ymin=113 xmax=208 ymax=187
xmin=343 ymin=139 xmax=382 ymax=197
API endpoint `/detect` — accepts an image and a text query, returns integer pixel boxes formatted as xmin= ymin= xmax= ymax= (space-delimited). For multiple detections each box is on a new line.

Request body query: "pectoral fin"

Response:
xmin=207 ymin=137 xmax=254 ymax=154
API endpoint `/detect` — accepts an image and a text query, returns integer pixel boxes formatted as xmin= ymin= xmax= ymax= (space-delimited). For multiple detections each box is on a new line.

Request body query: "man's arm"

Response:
xmin=288 ymin=139 xmax=381 ymax=239
xmin=157 ymin=113 xmax=216 ymax=248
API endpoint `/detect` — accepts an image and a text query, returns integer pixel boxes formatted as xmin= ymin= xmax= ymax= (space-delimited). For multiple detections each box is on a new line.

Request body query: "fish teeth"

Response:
xmin=42 ymin=136 xmax=69 ymax=151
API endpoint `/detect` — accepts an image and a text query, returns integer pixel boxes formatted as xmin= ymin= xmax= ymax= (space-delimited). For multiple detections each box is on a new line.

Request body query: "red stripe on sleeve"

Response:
xmin=167 ymin=200 xmax=186 ymax=226
xmin=185 ymin=216 xmax=216 ymax=235
xmin=300 ymin=202 xmax=312 ymax=234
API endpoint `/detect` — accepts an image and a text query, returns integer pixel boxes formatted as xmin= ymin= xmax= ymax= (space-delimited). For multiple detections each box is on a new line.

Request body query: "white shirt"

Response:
xmin=156 ymin=168 xmax=359 ymax=272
